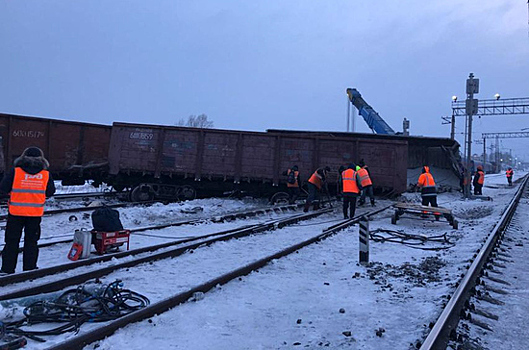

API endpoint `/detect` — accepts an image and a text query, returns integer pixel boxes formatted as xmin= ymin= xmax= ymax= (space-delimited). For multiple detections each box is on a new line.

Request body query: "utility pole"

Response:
xmin=483 ymin=137 xmax=486 ymax=165
xmin=465 ymin=73 xmax=479 ymax=198
xmin=450 ymin=108 xmax=456 ymax=140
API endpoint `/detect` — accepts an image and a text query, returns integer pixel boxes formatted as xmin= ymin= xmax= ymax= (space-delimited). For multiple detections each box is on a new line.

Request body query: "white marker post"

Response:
xmin=359 ymin=216 xmax=369 ymax=265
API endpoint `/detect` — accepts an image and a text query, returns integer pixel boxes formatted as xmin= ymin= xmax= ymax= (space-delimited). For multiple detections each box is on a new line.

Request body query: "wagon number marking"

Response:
xmin=12 ymin=130 xmax=45 ymax=138
xmin=129 ymin=132 xmax=154 ymax=140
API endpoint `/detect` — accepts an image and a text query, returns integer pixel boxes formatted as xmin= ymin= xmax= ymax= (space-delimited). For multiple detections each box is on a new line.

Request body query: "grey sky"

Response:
xmin=1 ymin=1 xmax=528 ymax=158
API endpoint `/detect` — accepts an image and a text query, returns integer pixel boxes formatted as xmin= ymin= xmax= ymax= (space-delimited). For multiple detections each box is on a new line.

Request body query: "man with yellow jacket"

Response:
xmin=357 ymin=162 xmax=375 ymax=207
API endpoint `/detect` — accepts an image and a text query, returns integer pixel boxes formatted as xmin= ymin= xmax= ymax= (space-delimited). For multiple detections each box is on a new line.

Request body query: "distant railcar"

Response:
xmin=0 ymin=113 xmax=111 ymax=185
xmin=107 ymin=122 xmax=409 ymax=201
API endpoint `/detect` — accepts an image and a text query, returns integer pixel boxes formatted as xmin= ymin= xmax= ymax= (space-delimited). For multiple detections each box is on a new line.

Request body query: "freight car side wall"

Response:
xmin=277 ymin=136 xmax=407 ymax=193
xmin=109 ymin=123 xmax=408 ymax=194
xmin=0 ymin=114 xmax=111 ymax=180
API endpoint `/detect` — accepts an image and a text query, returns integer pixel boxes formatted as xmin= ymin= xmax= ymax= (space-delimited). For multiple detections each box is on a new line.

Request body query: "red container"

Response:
xmin=92 ymin=230 xmax=130 ymax=255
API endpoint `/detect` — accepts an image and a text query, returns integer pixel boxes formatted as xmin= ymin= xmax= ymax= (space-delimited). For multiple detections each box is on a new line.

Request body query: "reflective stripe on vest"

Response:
xmin=477 ymin=170 xmax=485 ymax=185
xmin=506 ymin=170 xmax=513 ymax=177
xmin=287 ymin=169 xmax=299 ymax=188
xmin=308 ymin=171 xmax=322 ymax=189
xmin=342 ymin=169 xmax=359 ymax=194
xmin=418 ymin=172 xmax=436 ymax=196
xmin=357 ymin=168 xmax=372 ymax=187
xmin=9 ymin=168 xmax=49 ymax=217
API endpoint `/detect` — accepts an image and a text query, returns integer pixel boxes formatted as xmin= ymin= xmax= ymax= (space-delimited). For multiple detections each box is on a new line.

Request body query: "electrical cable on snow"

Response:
xmin=370 ymin=228 xmax=455 ymax=251
xmin=1 ymin=279 xmax=149 ymax=342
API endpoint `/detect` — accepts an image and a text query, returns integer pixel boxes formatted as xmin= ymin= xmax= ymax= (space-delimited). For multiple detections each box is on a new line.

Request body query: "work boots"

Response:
xmin=303 ymin=203 xmax=311 ymax=213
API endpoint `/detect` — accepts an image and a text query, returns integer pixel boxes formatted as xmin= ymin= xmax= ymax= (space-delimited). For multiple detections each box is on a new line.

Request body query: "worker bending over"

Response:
xmin=304 ymin=166 xmax=330 ymax=212
xmin=284 ymin=165 xmax=301 ymax=204
xmin=357 ymin=162 xmax=375 ymax=207
xmin=473 ymin=165 xmax=485 ymax=195
xmin=341 ymin=164 xmax=362 ymax=219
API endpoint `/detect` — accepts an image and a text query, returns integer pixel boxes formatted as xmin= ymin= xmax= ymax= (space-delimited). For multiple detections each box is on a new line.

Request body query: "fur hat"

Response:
xmin=23 ymin=147 xmax=44 ymax=158
xmin=14 ymin=146 xmax=49 ymax=169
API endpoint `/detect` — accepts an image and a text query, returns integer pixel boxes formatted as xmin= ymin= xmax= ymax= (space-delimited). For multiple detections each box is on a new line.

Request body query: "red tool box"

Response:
xmin=92 ymin=230 xmax=131 ymax=255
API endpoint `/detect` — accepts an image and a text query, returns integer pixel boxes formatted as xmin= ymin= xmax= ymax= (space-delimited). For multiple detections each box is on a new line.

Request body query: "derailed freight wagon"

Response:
xmin=0 ymin=113 xmax=111 ymax=185
xmin=107 ymin=122 xmax=408 ymax=202
xmin=268 ymin=129 xmax=462 ymax=189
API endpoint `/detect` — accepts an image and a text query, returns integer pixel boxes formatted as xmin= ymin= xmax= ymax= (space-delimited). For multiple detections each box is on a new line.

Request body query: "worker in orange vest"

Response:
xmin=357 ymin=162 xmax=375 ymax=207
xmin=0 ymin=147 xmax=55 ymax=274
xmin=341 ymin=164 xmax=362 ymax=219
xmin=284 ymin=165 xmax=301 ymax=204
xmin=473 ymin=165 xmax=485 ymax=195
xmin=304 ymin=166 xmax=330 ymax=212
xmin=506 ymin=167 xmax=514 ymax=186
xmin=417 ymin=165 xmax=439 ymax=214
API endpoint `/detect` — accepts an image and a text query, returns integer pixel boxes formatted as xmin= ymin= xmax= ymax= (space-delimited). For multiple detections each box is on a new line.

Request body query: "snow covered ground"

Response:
xmin=0 ymin=172 xmax=526 ymax=349
xmin=53 ymin=181 xmax=111 ymax=194
xmin=457 ymin=179 xmax=529 ymax=350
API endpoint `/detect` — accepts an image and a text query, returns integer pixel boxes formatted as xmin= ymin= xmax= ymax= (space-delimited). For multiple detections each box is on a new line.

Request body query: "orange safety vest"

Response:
xmin=287 ymin=169 xmax=299 ymax=188
xmin=357 ymin=167 xmax=372 ymax=187
xmin=342 ymin=169 xmax=360 ymax=194
xmin=9 ymin=168 xmax=49 ymax=217
xmin=418 ymin=172 xmax=436 ymax=197
xmin=476 ymin=170 xmax=485 ymax=185
xmin=308 ymin=171 xmax=323 ymax=189
xmin=506 ymin=169 xmax=513 ymax=177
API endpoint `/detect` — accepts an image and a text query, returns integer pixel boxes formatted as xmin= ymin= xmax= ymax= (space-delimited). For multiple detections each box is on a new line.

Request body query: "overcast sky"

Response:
xmin=1 ymin=1 xmax=528 ymax=159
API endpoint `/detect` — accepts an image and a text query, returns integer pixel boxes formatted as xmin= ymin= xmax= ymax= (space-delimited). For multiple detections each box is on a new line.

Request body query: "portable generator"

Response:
xmin=92 ymin=230 xmax=131 ymax=255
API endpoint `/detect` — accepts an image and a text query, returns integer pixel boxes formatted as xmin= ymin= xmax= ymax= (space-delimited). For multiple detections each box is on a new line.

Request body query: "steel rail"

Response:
xmin=0 ymin=200 xmax=158 ymax=221
xmin=0 ymin=203 xmax=302 ymax=287
xmin=420 ymin=175 xmax=529 ymax=350
xmin=0 ymin=208 xmax=333 ymax=301
xmin=46 ymin=205 xmax=392 ymax=350
xmin=1 ymin=202 xmax=301 ymax=254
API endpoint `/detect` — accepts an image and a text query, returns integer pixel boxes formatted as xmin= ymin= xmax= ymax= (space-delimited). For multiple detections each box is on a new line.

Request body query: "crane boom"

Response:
xmin=346 ymin=88 xmax=395 ymax=135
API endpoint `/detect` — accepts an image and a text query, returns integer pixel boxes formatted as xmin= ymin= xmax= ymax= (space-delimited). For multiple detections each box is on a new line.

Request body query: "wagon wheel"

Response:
xmin=131 ymin=185 xmax=154 ymax=202
xmin=176 ymin=185 xmax=196 ymax=201
xmin=270 ymin=192 xmax=290 ymax=205
xmin=391 ymin=212 xmax=398 ymax=225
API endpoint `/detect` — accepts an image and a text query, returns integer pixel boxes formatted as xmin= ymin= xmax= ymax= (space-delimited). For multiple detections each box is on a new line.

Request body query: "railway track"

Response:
xmin=0 ymin=201 xmax=304 ymax=255
xmin=3 ymin=178 xmax=523 ymax=349
xmin=29 ymin=204 xmax=391 ymax=349
xmin=0 ymin=191 xmax=123 ymax=207
xmin=420 ymin=174 xmax=529 ymax=349
xmin=455 ymin=183 xmax=529 ymax=349
xmin=0 ymin=202 xmax=306 ymax=290
xmin=0 ymin=199 xmax=141 ymax=222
